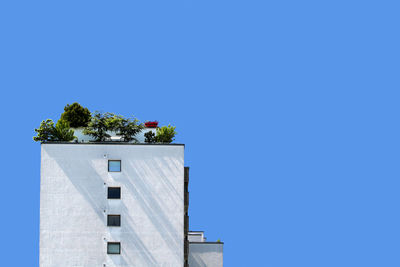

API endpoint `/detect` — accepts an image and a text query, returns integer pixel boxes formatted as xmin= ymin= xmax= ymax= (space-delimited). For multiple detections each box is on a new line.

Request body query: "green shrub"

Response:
xmin=144 ymin=131 xmax=156 ymax=143
xmin=156 ymin=125 xmax=176 ymax=143
xmin=60 ymin=103 xmax=91 ymax=128
xmin=53 ymin=120 xmax=76 ymax=141
xmin=33 ymin=119 xmax=56 ymax=142
xmin=144 ymin=125 xmax=177 ymax=143
xmin=83 ymin=112 xmax=112 ymax=142
xmin=115 ymin=117 xmax=144 ymax=142
xmin=33 ymin=119 xmax=76 ymax=142
xmin=84 ymin=112 xmax=143 ymax=142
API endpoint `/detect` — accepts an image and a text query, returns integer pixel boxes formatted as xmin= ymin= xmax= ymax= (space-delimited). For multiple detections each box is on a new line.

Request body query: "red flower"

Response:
xmin=145 ymin=121 xmax=159 ymax=128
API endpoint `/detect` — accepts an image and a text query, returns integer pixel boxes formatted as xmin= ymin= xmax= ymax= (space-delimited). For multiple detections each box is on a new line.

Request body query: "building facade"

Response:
xmin=40 ymin=140 xmax=223 ymax=266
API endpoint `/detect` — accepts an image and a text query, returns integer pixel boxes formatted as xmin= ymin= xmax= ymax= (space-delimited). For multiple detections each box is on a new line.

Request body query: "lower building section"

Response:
xmin=188 ymin=232 xmax=223 ymax=267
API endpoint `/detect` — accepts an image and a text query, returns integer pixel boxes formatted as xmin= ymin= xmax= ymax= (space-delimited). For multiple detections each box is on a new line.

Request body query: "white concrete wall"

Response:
xmin=188 ymin=232 xmax=205 ymax=242
xmin=40 ymin=143 xmax=184 ymax=267
xmin=189 ymin=243 xmax=223 ymax=267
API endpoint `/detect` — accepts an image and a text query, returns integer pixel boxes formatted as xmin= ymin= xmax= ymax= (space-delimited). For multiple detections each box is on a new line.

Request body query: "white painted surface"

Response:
xmin=72 ymin=128 xmax=156 ymax=143
xmin=189 ymin=243 xmax=223 ymax=267
xmin=40 ymin=143 xmax=184 ymax=267
xmin=188 ymin=232 xmax=206 ymax=242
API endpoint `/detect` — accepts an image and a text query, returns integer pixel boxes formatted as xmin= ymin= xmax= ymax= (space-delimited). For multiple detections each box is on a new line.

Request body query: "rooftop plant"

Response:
xmin=33 ymin=119 xmax=76 ymax=142
xmin=83 ymin=112 xmax=112 ymax=142
xmin=33 ymin=103 xmax=175 ymax=143
xmin=144 ymin=125 xmax=177 ymax=144
xmin=60 ymin=103 xmax=91 ymax=128
xmin=33 ymin=119 xmax=55 ymax=142
xmin=53 ymin=120 xmax=76 ymax=141
xmin=144 ymin=131 xmax=156 ymax=143
xmin=115 ymin=116 xmax=144 ymax=142
xmin=156 ymin=125 xmax=177 ymax=143
xmin=83 ymin=112 xmax=144 ymax=142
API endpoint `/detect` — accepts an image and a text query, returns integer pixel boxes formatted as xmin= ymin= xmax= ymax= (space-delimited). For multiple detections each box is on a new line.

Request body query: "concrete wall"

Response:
xmin=40 ymin=143 xmax=184 ymax=267
xmin=188 ymin=232 xmax=206 ymax=242
xmin=189 ymin=243 xmax=223 ymax=267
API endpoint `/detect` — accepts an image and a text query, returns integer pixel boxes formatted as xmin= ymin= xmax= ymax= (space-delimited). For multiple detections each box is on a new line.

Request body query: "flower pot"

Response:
xmin=145 ymin=121 xmax=158 ymax=128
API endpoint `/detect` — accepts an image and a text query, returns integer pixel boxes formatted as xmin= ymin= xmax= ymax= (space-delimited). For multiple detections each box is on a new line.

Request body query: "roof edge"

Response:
xmin=41 ymin=141 xmax=185 ymax=146
xmin=189 ymin=242 xmax=224 ymax=245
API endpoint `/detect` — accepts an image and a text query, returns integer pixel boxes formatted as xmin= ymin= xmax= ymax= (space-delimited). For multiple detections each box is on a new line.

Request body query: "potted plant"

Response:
xmin=145 ymin=121 xmax=158 ymax=128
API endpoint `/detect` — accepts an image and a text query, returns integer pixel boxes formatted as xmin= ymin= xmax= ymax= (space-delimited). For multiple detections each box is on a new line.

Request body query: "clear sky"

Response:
xmin=1 ymin=1 xmax=399 ymax=266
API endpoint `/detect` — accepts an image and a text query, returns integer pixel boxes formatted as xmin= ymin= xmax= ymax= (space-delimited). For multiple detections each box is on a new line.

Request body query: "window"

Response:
xmin=107 ymin=242 xmax=120 ymax=254
xmin=108 ymin=187 xmax=121 ymax=199
xmin=108 ymin=160 xmax=121 ymax=172
xmin=107 ymin=215 xmax=121 ymax=227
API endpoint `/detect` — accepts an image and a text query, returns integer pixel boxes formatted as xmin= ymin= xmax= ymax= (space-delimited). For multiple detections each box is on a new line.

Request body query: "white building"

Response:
xmin=39 ymin=133 xmax=223 ymax=266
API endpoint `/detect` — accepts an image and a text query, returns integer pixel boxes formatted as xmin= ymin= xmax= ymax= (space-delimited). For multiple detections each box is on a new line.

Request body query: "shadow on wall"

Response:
xmin=109 ymin=202 xmax=158 ymax=266
xmin=189 ymin=244 xmax=223 ymax=267
xmin=189 ymin=255 xmax=208 ymax=267
xmin=123 ymin=160 xmax=182 ymax=254
xmin=46 ymin=148 xmax=183 ymax=266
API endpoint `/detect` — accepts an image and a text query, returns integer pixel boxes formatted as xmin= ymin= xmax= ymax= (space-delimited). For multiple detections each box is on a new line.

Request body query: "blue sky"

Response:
xmin=1 ymin=0 xmax=400 ymax=266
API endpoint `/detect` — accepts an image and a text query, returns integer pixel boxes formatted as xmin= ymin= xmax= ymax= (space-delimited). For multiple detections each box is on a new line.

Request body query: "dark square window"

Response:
xmin=107 ymin=242 xmax=120 ymax=254
xmin=108 ymin=160 xmax=121 ymax=172
xmin=108 ymin=187 xmax=121 ymax=199
xmin=107 ymin=215 xmax=121 ymax=227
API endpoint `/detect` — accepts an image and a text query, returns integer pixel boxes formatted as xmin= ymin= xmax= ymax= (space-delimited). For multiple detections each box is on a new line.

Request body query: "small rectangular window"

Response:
xmin=107 ymin=215 xmax=121 ymax=227
xmin=107 ymin=242 xmax=120 ymax=254
xmin=108 ymin=160 xmax=121 ymax=172
xmin=108 ymin=187 xmax=121 ymax=199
